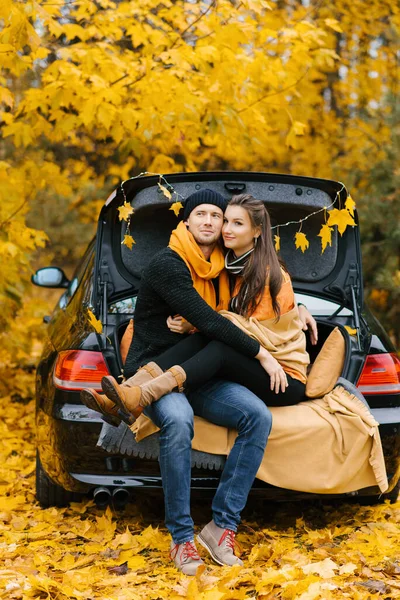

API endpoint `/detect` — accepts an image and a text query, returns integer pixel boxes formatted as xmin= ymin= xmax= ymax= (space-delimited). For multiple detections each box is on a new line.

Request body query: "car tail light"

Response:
xmin=357 ymin=353 xmax=400 ymax=395
xmin=53 ymin=350 xmax=110 ymax=391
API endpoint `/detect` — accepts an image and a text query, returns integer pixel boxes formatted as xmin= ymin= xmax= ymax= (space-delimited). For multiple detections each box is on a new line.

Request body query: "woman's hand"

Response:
xmin=166 ymin=315 xmax=194 ymax=335
xmin=298 ymin=304 xmax=318 ymax=345
xmin=256 ymin=347 xmax=288 ymax=394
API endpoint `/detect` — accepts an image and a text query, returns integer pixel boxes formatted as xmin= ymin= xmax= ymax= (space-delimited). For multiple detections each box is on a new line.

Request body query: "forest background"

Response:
xmin=0 ymin=3 xmax=400 ymax=599
xmin=0 ymin=0 xmax=399 ymax=386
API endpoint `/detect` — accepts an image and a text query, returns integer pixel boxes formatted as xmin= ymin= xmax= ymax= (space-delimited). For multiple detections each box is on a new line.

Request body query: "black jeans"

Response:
xmin=155 ymin=333 xmax=305 ymax=407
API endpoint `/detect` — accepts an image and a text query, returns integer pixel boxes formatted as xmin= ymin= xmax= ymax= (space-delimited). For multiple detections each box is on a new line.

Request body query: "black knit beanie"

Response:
xmin=183 ymin=189 xmax=227 ymax=220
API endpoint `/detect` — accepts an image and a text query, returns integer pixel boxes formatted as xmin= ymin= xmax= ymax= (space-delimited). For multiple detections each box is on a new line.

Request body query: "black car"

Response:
xmin=33 ymin=172 xmax=400 ymax=508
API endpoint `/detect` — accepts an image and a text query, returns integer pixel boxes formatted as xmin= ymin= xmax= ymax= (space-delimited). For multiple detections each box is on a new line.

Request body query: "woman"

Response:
xmin=100 ymin=194 xmax=310 ymax=423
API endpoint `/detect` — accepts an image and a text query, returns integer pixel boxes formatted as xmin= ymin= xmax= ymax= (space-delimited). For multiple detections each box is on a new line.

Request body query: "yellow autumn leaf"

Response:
xmin=122 ymin=234 xmax=136 ymax=249
xmin=87 ymin=309 xmax=102 ymax=334
xmin=274 ymin=234 xmax=280 ymax=252
xmin=117 ymin=201 xmax=134 ymax=221
xmin=1 ymin=366 xmax=400 ymax=600
xmin=169 ymin=201 xmax=183 ymax=217
xmin=317 ymin=223 xmax=334 ymax=253
xmin=339 ymin=562 xmax=357 ymax=575
xmin=324 ymin=18 xmax=343 ymax=33
xmin=327 ymin=208 xmax=356 ymax=235
xmin=158 ymin=182 xmax=172 ymax=200
xmin=345 ymin=194 xmax=356 ymax=216
xmin=302 ymin=558 xmax=339 ymax=578
xmin=294 ymin=232 xmax=309 ymax=253
xmin=285 ymin=121 xmax=307 ymax=149
xmin=344 ymin=326 xmax=357 ymax=336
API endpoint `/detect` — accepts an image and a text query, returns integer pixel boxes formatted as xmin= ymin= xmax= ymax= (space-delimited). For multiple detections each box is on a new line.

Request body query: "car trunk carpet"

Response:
xmin=97 ymin=421 xmax=227 ymax=470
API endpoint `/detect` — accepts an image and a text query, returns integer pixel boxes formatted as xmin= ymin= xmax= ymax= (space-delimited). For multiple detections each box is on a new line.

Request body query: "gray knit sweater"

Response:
xmin=123 ymin=248 xmax=260 ymax=377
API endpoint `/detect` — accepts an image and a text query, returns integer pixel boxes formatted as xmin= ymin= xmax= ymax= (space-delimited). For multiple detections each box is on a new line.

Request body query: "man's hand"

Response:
xmin=298 ymin=304 xmax=318 ymax=345
xmin=256 ymin=346 xmax=288 ymax=394
xmin=166 ymin=315 xmax=194 ymax=335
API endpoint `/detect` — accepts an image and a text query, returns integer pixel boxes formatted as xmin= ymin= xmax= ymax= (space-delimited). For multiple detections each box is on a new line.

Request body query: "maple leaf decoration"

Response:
xmin=122 ymin=234 xmax=135 ymax=249
xmin=344 ymin=325 xmax=357 ymax=336
xmin=318 ymin=223 xmax=334 ymax=253
xmin=274 ymin=234 xmax=280 ymax=252
xmin=158 ymin=182 xmax=172 ymax=200
xmin=345 ymin=194 xmax=356 ymax=216
xmin=169 ymin=201 xmax=183 ymax=217
xmin=327 ymin=208 xmax=356 ymax=235
xmin=87 ymin=309 xmax=102 ymax=334
xmin=294 ymin=232 xmax=309 ymax=253
xmin=118 ymin=201 xmax=134 ymax=221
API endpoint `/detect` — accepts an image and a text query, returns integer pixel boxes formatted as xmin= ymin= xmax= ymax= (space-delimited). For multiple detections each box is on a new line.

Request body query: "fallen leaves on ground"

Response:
xmin=0 ymin=371 xmax=399 ymax=599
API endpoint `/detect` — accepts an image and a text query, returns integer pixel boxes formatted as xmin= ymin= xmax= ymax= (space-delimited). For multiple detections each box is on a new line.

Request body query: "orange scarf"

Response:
xmin=169 ymin=221 xmax=230 ymax=311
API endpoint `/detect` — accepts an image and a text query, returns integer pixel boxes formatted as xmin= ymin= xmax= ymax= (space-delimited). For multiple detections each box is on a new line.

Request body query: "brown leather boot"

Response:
xmin=80 ymin=363 xmax=162 ymax=426
xmin=101 ymin=365 xmax=186 ymax=423
xmin=80 ymin=388 xmax=121 ymax=426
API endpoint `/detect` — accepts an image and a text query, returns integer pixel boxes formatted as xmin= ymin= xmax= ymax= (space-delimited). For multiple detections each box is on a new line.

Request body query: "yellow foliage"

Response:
xmin=170 ymin=202 xmax=183 ymax=217
xmin=0 ymin=0 xmax=399 ymax=378
xmin=158 ymin=183 xmax=172 ymax=200
xmin=318 ymin=224 xmax=334 ymax=254
xmin=0 ymin=378 xmax=399 ymax=598
xmin=122 ymin=234 xmax=136 ymax=250
xmin=345 ymin=195 xmax=356 ymax=217
xmin=327 ymin=208 xmax=356 ymax=236
xmin=118 ymin=202 xmax=134 ymax=222
xmin=295 ymin=232 xmax=310 ymax=253
xmin=87 ymin=309 xmax=103 ymax=334
xmin=344 ymin=326 xmax=358 ymax=336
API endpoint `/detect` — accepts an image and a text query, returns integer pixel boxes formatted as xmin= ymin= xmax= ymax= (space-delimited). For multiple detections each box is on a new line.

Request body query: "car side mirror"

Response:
xmin=31 ymin=267 xmax=70 ymax=289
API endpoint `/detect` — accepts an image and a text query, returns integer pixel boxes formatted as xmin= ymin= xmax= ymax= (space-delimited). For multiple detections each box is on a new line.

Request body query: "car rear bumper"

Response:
xmin=37 ymin=403 xmax=400 ymax=499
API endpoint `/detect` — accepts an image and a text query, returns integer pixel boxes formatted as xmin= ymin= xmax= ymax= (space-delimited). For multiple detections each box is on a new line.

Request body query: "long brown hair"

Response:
xmin=227 ymin=194 xmax=283 ymax=318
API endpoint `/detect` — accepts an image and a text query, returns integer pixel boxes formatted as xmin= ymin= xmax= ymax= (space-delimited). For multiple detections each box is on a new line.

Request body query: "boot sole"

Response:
xmin=102 ymin=377 xmax=146 ymax=425
xmin=101 ymin=377 xmax=137 ymax=424
xmin=101 ymin=376 xmax=127 ymax=409
xmin=80 ymin=389 xmax=121 ymax=428
xmin=196 ymin=534 xmax=243 ymax=567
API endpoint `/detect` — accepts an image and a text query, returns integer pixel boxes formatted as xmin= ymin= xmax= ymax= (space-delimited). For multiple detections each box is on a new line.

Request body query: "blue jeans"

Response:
xmin=144 ymin=379 xmax=272 ymax=544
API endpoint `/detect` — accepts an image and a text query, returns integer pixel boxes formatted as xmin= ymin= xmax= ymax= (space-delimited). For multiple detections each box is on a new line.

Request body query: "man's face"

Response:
xmin=184 ymin=204 xmax=223 ymax=247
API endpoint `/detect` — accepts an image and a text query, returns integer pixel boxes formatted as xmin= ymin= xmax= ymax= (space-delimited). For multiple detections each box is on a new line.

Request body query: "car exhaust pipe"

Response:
xmin=112 ymin=487 xmax=130 ymax=510
xmin=93 ymin=486 xmax=112 ymax=509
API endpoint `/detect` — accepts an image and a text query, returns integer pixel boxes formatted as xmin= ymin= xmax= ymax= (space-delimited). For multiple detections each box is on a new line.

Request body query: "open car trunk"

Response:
xmin=95 ymin=172 xmax=363 ymax=315
xmin=95 ymin=174 xmax=356 ymax=472
xmin=95 ymin=172 xmax=363 ymax=379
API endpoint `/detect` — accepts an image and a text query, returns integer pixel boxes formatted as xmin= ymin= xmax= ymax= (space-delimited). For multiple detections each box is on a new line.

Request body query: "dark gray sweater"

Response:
xmin=123 ymin=248 xmax=260 ymax=377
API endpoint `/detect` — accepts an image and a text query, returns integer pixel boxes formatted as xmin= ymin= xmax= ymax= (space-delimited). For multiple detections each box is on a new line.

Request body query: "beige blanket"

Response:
xmin=130 ymin=385 xmax=388 ymax=495
xmin=219 ymin=306 xmax=309 ymax=381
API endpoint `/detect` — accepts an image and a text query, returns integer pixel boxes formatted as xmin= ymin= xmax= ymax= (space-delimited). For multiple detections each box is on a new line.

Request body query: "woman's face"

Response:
xmin=222 ymin=205 xmax=260 ymax=257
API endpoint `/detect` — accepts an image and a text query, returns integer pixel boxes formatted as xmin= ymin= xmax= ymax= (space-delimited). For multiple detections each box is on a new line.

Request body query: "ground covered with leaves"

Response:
xmin=0 ymin=372 xmax=399 ymax=600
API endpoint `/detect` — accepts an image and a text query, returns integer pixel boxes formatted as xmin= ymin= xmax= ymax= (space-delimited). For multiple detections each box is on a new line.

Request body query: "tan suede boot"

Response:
xmin=80 ymin=362 xmax=162 ymax=426
xmin=101 ymin=365 xmax=186 ymax=422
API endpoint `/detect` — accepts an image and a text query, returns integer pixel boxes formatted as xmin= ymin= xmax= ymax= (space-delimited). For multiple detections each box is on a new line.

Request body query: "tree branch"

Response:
xmin=170 ymin=0 xmax=218 ymax=49
xmin=237 ymin=67 xmax=310 ymax=114
xmin=0 ymin=198 xmax=30 ymax=229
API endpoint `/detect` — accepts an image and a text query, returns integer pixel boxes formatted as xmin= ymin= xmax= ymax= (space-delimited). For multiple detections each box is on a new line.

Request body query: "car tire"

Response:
xmin=36 ymin=452 xmax=83 ymax=507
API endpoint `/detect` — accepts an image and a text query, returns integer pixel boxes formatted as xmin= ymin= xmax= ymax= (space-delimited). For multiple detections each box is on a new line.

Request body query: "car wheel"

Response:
xmin=36 ymin=452 xmax=83 ymax=507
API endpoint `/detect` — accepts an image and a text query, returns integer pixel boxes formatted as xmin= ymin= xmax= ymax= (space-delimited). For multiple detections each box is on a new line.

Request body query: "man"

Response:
xmin=84 ymin=189 xmax=317 ymax=575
